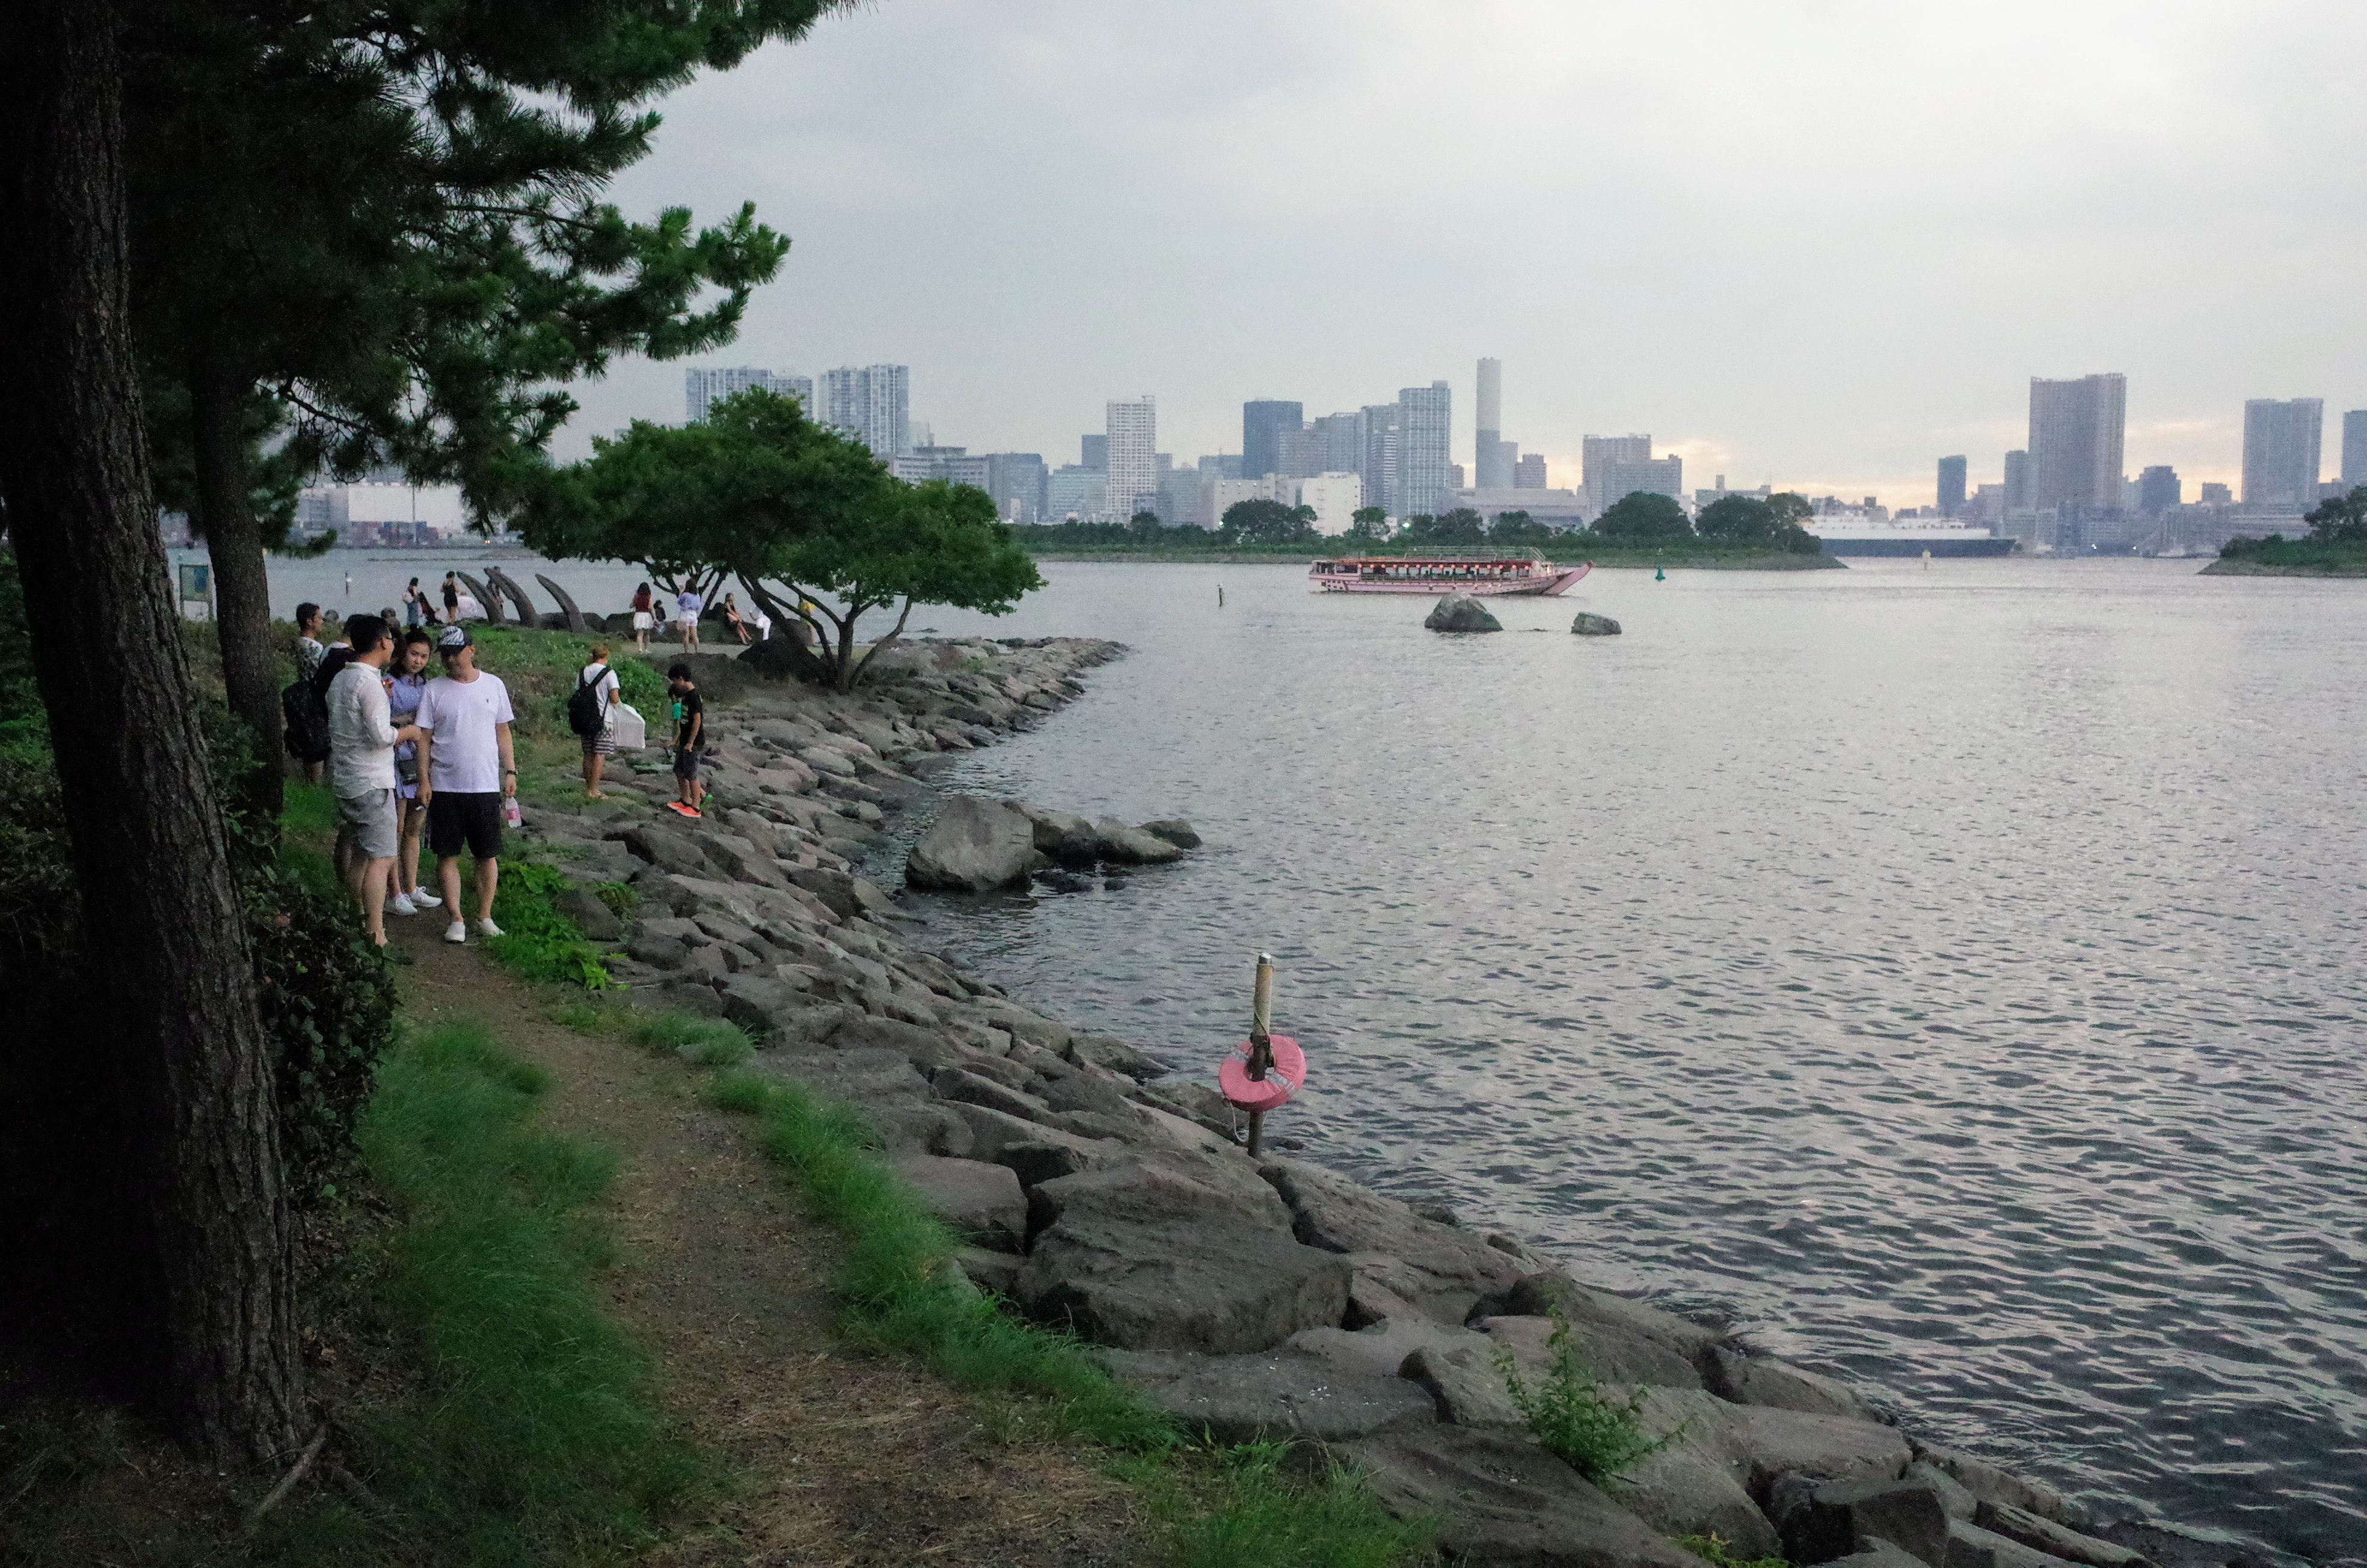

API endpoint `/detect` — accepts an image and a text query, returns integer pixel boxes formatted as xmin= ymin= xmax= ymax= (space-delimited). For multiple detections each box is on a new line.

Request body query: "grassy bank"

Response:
xmin=2199 ymin=540 xmax=2367 ymax=576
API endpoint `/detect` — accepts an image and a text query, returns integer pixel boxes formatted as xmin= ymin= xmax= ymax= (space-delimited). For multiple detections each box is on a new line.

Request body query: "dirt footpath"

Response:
xmin=393 ymin=916 xmax=1150 ymax=1567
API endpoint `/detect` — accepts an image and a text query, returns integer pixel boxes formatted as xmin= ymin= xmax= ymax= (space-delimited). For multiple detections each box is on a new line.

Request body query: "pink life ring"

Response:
xmin=1219 ymin=1035 xmax=1304 ymax=1113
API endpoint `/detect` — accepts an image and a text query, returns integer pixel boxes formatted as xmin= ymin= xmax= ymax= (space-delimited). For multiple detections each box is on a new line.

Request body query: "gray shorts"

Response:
xmin=336 ymin=787 xmax=399 ymax=860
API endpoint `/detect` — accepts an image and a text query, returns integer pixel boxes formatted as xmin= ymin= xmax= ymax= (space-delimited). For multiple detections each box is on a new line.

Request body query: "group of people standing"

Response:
xmin=314 ymin=612 xmax=515 ymax=955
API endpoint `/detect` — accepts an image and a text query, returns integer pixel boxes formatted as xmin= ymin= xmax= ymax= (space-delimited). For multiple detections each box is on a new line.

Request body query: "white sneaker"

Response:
xmin=411 ymin=886 xmax=443 ymax=908
xmin=474 ymin=917 xmax=505 ymax=938
xmin=388 ymin=892 xmax=418 ymax=917
xmin=444 ymin=920 xmax=466 ymax=944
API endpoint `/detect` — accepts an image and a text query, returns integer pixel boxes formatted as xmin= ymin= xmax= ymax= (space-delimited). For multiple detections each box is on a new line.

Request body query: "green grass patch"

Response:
xmin=1679 ymin=1533 xmax=1788 ymax=1568
xmin=484 ymin=860 xmax=612 ymax=990
xmin=1494 ymin=1307 xmax=1674 ymax=1483
xmin=698 ymin=1067 xmax=1434 ymax=1565
xmin=550 ymin=994 xmax=755 ymax=1068
xmin=269 ymin=1020 xmax=709 ymax=1564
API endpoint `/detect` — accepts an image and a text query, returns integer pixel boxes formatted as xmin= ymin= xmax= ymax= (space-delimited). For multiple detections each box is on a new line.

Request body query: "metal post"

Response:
xmin=1245 ymin=951 xmax=1274 ymax=1154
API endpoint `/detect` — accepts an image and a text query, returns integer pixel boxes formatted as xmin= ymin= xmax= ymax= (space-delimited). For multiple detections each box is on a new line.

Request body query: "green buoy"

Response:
xmin=1654 ymin=565 xmax=1665 ymax=581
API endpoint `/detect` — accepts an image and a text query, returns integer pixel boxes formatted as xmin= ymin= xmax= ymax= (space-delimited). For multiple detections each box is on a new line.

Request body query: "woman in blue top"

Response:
xmin=382 ymin=629 xmax=443 ymax=916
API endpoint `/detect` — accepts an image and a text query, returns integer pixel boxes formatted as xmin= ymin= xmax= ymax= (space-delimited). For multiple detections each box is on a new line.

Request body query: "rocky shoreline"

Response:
xmin=517 ymin=635 xmax=2250 ymax=1568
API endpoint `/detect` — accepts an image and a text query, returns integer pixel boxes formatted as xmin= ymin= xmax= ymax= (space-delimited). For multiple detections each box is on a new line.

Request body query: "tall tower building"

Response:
xmin=819 ymin=364 xmax=910 ymax=457
xmin=1242 ymin=400 xmax=1304 ymax=482
xmin=2003 ymin=449 xmax=2031 ymax=511
xmin=1360 ymin=403 xmax=1399 ymax=515
xmin=2137 ymin=465 xmax=2181 ymax=515
xmin=1936 ymin=455 xmax=1968 ymax=518
xmin=2241 ymin=397 xmax=2324 ymax=507
xmin=1396 ymin=382 xmax=1453 ymax=516
xmin=2027 ymin=374 xmax=2126 ymax=516
xmin=2342 ymin=411 xmax=2367 ymax=488
xmin=1105 ymin=397 xmax=1158 ymax=521
xmin=1475 ymin=358 xmax=1514 ymax=490
xmin=1582 ymin=435 xmax=1655 ymax=511
xmin=685 ymin=366 xmax=811 ymax=422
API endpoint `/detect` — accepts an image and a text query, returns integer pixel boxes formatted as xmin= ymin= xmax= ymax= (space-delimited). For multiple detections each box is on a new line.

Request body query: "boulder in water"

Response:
xmin=906 ymin=796 xmax=1043 ymax=892
xmin=1571 ymin=612 xmax=1623 ymax=635
xmin=1425 ymin=595 xmax=1502 ymax=633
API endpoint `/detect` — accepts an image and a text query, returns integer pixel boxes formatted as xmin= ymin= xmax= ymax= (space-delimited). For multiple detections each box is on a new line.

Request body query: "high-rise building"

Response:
xmin=1475 ymin=358 xmax=1515 ymax=491
xmin=1105 ymin=397 xmax=1158 ymax=521
xmin=1581 ymin=435 xmax=1654 ymax=510
xmin=1593 ymin=454 xmax=1683 ymax=510
xmin=1079 ymin=433 xmax=1107 ymax=471
xmin=1242 ymin=400 xmax=1304 ymax=482
xmin=2199 ymin=482 xmax=2233 ymax=506
xmin=685 ymin=366 xmax=811 ymax=422
xmin=818 ymin=364 xmax=909 ymax=457
xmin=1311 ymin=411 xmax=1366 ymax=476
xmin=2342 ymin=411 xmax=2367 ymax=488
xmin=2241 ymin=397 xmax=2324 ymax=508
xmin=1046 ymin=467 xmax=1107 ymax=520
xmin=1360 ymin=403 xmax=1399 ymax=515
xmin=1294 ymin=473 xmax=1364 ymax=534
xmin=984 ymin=453 xmax=1049 ymax=523
xmin=1514 ymin=452 xmax=1547 ymax=489
xmin=1396 ymin=382 xmax=1453 ymax=516
xmin=1936 ymin=455 xmax=1967 ymax=518
xmin=1274 ymin=427 xmax=1324 ymax=479
xmin=2003 ymin=449 xmax=2031 ymax=512
xmin=2027 ymin=374 xmax=2126 ymax=516
xmin=2137 ymin=465 xmax=2181 ymax=515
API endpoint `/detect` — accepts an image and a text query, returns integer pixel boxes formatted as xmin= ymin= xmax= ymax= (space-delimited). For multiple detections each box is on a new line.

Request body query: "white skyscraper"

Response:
xmin=1396 ymin=382 xmax=1452 ymax=516
xmin=685 ymin=366 xmax=812 ymax=422
xmin=818 ymin=364 xmax=911 ymax=457
xmin=2241 ymin=397 xmax=2324 ymax=508
xmin=1105 ymin=397 xmax=1157 ymax=521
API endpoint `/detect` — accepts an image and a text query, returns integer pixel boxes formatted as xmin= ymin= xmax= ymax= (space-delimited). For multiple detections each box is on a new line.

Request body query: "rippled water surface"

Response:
xmin=881 ymin=557 xmax=2367 ymax=1562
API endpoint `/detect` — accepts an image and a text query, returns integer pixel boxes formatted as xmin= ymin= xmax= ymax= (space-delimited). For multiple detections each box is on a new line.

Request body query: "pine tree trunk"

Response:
xmin=0 ymin=0 xmax=302 ymax=1468
xmin=189 ymin=346 xmax=286 ymax=822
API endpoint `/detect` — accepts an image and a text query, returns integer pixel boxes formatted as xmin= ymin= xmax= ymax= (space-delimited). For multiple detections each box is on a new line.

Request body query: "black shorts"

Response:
xmin=672 ymin=747 xmax=701 ymax=781
xmin=427 ymin=791 xmax=503 ymax=860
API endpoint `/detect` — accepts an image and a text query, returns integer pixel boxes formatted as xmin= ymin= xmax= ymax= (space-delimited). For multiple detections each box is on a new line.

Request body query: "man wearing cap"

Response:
xmin=326 ymin=613 xmax=422 ymax=952
xmin=414 ymin=625 xmax=517 ymax=943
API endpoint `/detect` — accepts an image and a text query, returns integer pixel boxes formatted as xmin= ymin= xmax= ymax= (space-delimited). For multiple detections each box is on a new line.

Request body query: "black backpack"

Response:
xmin=566 ymin=666 xmax=609 ymax=737
xmin=281 ymin=678 xmax=330 ymax=762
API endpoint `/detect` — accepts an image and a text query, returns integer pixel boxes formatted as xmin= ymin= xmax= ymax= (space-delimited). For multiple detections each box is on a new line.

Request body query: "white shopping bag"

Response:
xmin=610 ymin=701 xmax=648 ymax=750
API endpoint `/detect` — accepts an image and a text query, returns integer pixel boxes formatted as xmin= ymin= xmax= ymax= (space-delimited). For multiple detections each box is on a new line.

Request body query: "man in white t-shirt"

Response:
xmin=414 ymin=625 xmax=517 ymax=944
xmin=326 ymin=613 xmax=422 ymax=951
xmin=676 ymin=586 xmax=702 ymax=651
xmin=576 ymin=645 xmax=622 ymax=801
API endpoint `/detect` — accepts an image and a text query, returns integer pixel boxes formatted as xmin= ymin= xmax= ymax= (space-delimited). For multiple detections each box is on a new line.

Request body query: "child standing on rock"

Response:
xmin=666 ymin=662 xmax=705 ymax=819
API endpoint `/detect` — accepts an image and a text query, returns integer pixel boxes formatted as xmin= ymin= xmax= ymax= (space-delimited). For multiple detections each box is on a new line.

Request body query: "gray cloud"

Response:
xmin=568 ymin=0 xmax=2367 ymax=501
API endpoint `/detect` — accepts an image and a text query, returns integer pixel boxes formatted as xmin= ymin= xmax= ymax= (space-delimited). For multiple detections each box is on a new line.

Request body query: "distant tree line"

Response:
xmin=1015 ymin=490 xmax=1828 ymax=556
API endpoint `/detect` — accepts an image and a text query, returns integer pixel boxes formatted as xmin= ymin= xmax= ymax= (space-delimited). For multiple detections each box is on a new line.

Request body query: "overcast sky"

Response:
xmin=569 ymin=0 xmax=2367 ymax=503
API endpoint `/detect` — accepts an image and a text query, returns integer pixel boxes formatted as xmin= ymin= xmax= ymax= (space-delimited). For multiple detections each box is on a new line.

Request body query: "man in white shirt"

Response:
xmin=676 ymin=586 xmax=702 ymax=651
xmin=326 ymin=614 xmax=422 ymax=950
xmin=414 ymin=625 xmax=517 ymax=944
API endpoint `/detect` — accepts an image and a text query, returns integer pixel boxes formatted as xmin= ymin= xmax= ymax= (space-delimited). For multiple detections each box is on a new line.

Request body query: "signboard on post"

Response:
xmin=177 ymin=562 xmax=213 ymax=620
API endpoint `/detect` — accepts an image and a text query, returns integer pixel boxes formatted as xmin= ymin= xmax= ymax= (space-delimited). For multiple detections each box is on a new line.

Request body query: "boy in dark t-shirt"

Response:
xmin=666 ymin=663 xmax=705 ymax=818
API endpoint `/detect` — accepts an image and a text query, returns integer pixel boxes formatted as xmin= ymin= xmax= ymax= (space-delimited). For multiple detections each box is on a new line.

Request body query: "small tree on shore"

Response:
xmin=1590 ymin=491 xmax=1694 ymax=544
xmin=1220 ymin=497 xmax=1318 ymax=546
xmin=1347 ymin=505 xmax=1388 ymax=541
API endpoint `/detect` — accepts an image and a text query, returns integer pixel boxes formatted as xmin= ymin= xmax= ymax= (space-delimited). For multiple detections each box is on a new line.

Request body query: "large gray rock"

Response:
xmin=1400 ymin=1342 xmax=1523 ymax=1428
xmin=1091 ymin=818 xmax=1188 ymax=865
xmin=1341 ymin=1424 xmax=1705 ymax=1568
xmin=1260 ymin=1158 xmax=1524 ymax=1323
xmin=1709 ymin=1344 xmax=1880 ymax=1423
xmin=947 ymin=1101 xmax=1117 ymax=1187
xmin=1018 ymin=1160 xmax=1351 ymax=1353
xmin=894 ymin=1154 xmax=1027 ymax=1252
xmin=1490 ymin=1272 xmax=1721 ymax=1387
xmin=616 ymin=821 xmax=714 ymax=880
xmin=1570 ymin=612 xmax=1623 ymax=635
xmin=784 ymin=865 xmax=897 ymax=920
xmin=906 ymin=795 xmax=1043 ymax=891
xmin=1944 ymin=1518 xmax=2087 ymax=1568
xmin=1778 ymin=1474 xmax=1954 ymax=1568
xmin=1066 ymin=1032 xmax=1170 ymax=1081
xmin=1912 ymin=1444 xmax=2074 ymax=1527
xmin=1425 ymin=594 xmax=1503 ymax=632
xmin=1972 ymin=1504 xmax=2147 ymax=1568
xmin=1140 ymin=818 xmax=1201 ymax=849
xmin=1708 ymin=1396 xmax=1911 ymax=1497
xmin=1101 ymin=1347 xmax=1438 ymax=1444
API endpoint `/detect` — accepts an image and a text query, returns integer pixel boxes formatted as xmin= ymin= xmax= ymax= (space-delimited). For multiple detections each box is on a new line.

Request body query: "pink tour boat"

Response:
xmin=1308 ymin=548 xmax=1594 ymax=596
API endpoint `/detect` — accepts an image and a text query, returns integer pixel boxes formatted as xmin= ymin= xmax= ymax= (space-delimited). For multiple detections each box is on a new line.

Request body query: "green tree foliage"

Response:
xmin=1488 ymin=509 xmax=1556 ymax=545
xmin=1695 ymin=492 xmax=1824 ymax=554
xmin=121 ymin=0 xmax=839 ymax=798
xmin=528 ymin=389 xmax=1040 ymax=689
xmin=2304 ymin=485 xmax=2367 ymax=544
xmin=1220 ymin=497 xmax=1318 ymax=545
xmin=1401 ymin=507 xmax=1486 ymax=545
xmin=1590 ymin=491 xmax=1695 ymax=544
xmin=1346 ymin=505 xmax=1389 ymax=541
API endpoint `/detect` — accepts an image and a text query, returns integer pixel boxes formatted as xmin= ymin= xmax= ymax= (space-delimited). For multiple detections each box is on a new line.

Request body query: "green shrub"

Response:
xmin=1680 ymin=1533 xmax=1788 ymax=1568
xmin=593 ymin=879 xmax=637 ymax=919
xmin=1493 ymin=1308 xmax=1673 ymax=1483
xmin=485 ymin=860 xmax=612 ymax=989
xmin=268 ymin=1020 xmax=707 ymax=1563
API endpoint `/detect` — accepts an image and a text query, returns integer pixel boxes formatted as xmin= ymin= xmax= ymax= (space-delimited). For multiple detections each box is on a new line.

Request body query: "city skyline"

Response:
xmin=555 ymin=1 xmax=2367 ymax=501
